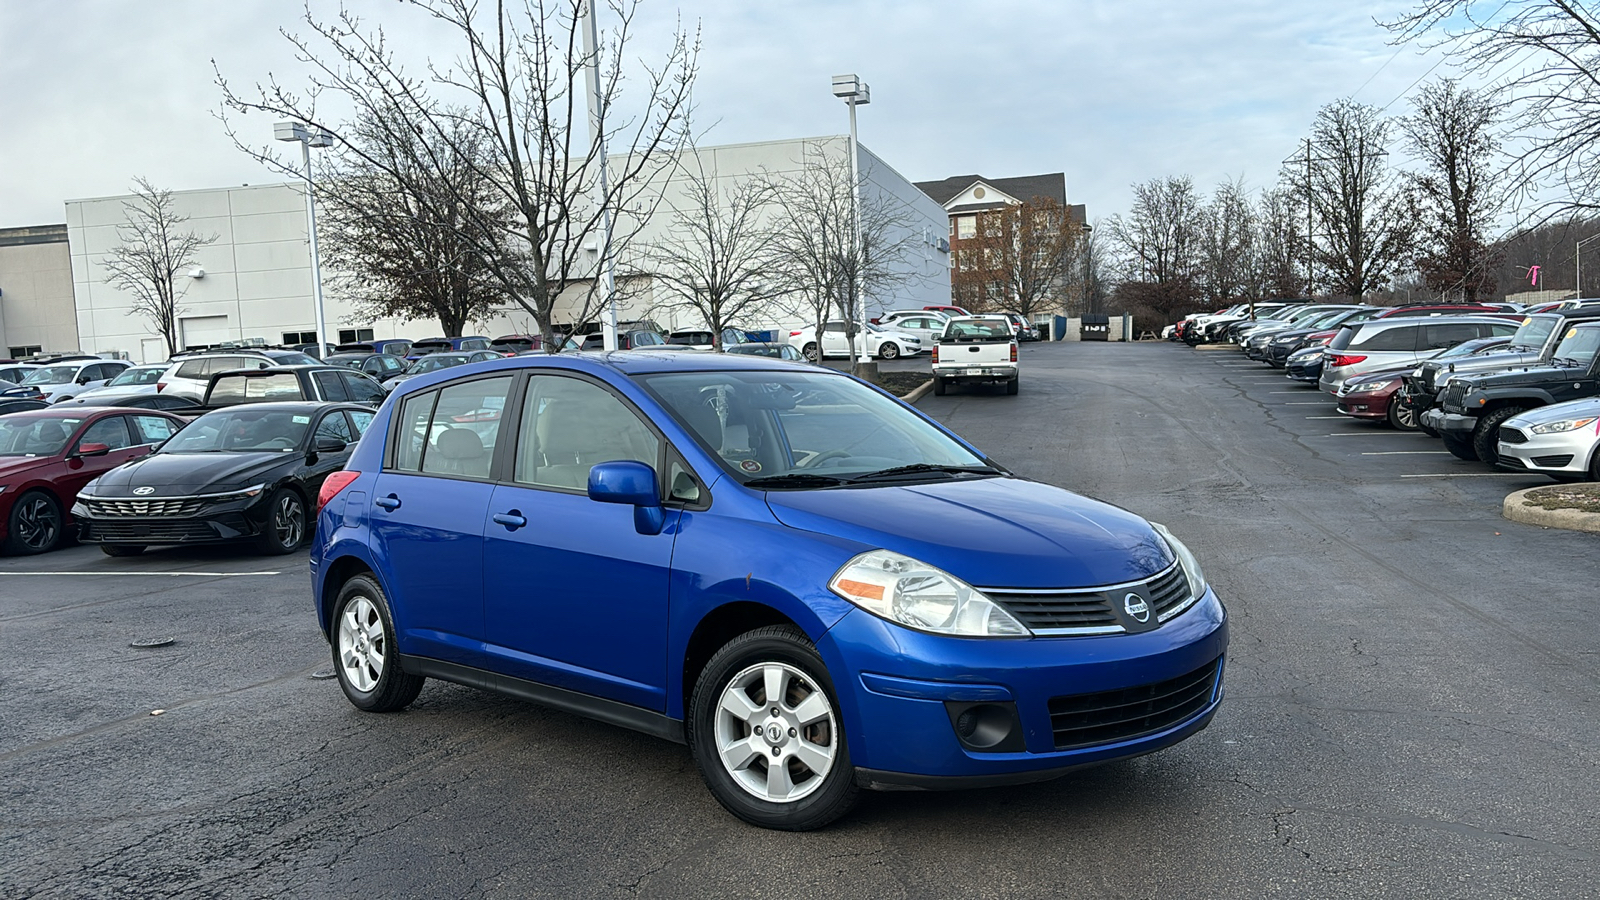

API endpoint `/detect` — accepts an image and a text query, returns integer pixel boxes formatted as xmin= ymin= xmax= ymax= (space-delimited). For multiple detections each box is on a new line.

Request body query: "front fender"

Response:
xmin=1474 ymin=388 xmax=1556 ymax=409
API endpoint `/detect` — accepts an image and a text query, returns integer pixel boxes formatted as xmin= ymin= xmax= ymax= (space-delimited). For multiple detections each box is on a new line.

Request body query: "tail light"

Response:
xmin=317 ymin=470 xmax=361 ymax=515
xmin=1010 ymin=343 xmax=1018 ymax=362
xmin=1329 ymin=354 xmax=1367 ymax=367
xmin=156 ymin=381 xmax=167 ymax=392
xmin=1308 ymin=331 xmax=1336 ymax=342
xmin=789 ymin=330 xmax=804 ymax=337
xmin=931 ymin=345 xmax=940 ymax=363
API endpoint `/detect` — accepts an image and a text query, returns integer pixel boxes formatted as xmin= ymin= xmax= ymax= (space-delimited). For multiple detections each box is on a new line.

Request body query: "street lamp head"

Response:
xmin=307 ymin=129 xmax=335 ymax=148
xmin=832 ymin=74 xmax=870 ymax=103
xmin=274 ymin=121 xmax=309 ymax=143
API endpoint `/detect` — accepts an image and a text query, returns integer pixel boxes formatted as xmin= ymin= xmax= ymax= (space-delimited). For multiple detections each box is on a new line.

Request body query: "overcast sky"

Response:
xmin=1 ymin=0 xmax=1447 ymax=228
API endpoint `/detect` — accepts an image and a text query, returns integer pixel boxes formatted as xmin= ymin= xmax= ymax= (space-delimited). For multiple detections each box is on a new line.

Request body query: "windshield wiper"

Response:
xmin=743 ymin=472 xmax=852 ymax=489
xmin=847 ymin=463 xmax=1002 ymax=483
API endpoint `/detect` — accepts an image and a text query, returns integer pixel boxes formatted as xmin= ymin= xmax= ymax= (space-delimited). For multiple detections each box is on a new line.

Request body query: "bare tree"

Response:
xmin=949 ymin=196 xmax=1080 ymax=321
xmin=767 ymin=143 xmax=917 ymax=370
xmin=1254 ymin=186 xmax=1308 ymax=299
xmin=218 ymin=0 xmax=697 ymax=352
xmin=101 ymin=178 xmax=217 ymax=357
xmin=319 ymin=107 xmax=515 ymax=337
xmin=1387 ymin=1 xmax=1600 ymax=218
xmin=1284 ymin=99 xmax=1413 ymax=300
xmin=640 ymin=153 xmax=787 ymax=342
xmin=1400 ymin=79 xmax=1505 ymax=301
xmin=1104 ymin=176 xmax=1203 ymax=321
xmin=1063 ymin=223 xmax=1110 ymax=317
xmin=1196 ymin=177 xmax=1257 ymax=307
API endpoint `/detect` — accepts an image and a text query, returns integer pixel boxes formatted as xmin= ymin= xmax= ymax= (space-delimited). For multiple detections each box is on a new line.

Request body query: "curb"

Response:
xmin=902 ymin=379 xmax=934 ymax=404
xmin=1502 ymin=486 xmax=1600 ymax=534
xmin=1194 ymin=343 xmax=1239 ymax=352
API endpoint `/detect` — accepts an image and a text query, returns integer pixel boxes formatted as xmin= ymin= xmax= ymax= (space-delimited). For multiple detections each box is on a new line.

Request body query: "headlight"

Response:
xmin=1151 ymin=522 xmax=1207 ymax=601
xmin=0 ymin=485 xmax=7 ymax=495
xmin=1530 ymin=417 xmax=1599 ymax=434
xmin=1351 ymin=378 xmax=1398 ymax=393
xmin=209 ymin=483 xmax=268 ymax=502
xmin=828 ymin=550 xmax=1028 ymax=637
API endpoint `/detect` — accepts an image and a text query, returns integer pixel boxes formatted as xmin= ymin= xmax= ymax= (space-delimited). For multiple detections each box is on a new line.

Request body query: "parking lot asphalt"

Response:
xmin=3 ymin=341 xmax=1595 ymax=899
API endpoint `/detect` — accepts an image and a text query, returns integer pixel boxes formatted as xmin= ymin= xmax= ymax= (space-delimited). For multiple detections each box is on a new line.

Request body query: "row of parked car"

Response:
xmin=1176 ymin=299 xmax=1600 ymax=480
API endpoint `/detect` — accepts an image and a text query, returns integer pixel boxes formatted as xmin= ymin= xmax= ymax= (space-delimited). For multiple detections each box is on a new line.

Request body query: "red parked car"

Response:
xmin=0 ymin=407 xmax=187 ymax=554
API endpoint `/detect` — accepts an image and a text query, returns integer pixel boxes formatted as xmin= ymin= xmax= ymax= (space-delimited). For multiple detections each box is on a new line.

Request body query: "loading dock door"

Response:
xmin=180 ymin=315 xmax=230 ymax=349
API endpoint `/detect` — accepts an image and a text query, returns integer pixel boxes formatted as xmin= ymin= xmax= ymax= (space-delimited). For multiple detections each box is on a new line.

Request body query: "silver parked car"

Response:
xmin=1497 ymin=397 xmax=1600 ymax=480
xmin=876 ymin=311 xmax=950 ymax=347
xmin=1319 ymin=317 xmax=1518 ymax=393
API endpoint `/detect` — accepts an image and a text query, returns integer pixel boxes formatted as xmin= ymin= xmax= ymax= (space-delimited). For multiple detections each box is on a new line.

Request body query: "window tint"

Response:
xmin=130 ymin=415 xmax=177 ymax=444
xmin=341 ymin=371 xmax=386 ymax=404
xmin=315 ymin=371 xmax=350 ymax=401
xmin=420 ymin=376 xmax=514 ymax=479
xmin=315 ymin=411 xmax=355 ymax=444
xmin=348 ymin=410 xmax=375 ymax=436
xmin=1351 ymin=325 xmax=1419 ymax=352
xmin=514 ymin=375 xmax=659 ymax=490
xmin=78 ymin=416 xmax=132 ymax=451
xmin=1423 ymin=323 xmax=1481 ymax=349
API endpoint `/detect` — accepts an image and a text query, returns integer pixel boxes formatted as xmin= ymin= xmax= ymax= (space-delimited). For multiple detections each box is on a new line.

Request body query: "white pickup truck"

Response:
xmin=932 ymin=316 xmax=1019 ymax=395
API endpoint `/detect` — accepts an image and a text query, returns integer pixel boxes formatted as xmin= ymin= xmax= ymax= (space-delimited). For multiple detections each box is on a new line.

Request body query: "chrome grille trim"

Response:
xmin=981 ymin=561 xmax=1196 ymax=636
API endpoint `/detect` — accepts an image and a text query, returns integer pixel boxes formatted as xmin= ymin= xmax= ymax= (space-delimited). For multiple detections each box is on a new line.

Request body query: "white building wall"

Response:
xmin=0 ymin=234 xmax=78 ymax=355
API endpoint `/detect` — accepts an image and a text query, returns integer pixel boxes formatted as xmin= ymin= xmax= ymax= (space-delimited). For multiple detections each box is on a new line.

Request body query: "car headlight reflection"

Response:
xmin=1151 ymin=522 xmax=1207 ymax=601
xmin=829 ymin=550 xmax=1028 ymax=637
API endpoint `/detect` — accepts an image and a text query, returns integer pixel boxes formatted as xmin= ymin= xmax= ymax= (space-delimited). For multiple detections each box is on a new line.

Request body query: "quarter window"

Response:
xmin=314 ymin=371 xmax=350 ymax=401
xmin=514 ymin=376 xmax=659 ymax=490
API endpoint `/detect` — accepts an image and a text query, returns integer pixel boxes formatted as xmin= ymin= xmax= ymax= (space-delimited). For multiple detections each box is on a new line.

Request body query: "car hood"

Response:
xmin=764 ymin=477 xmax=1172 ymax=589
xmin=1506 ymin=397 xmax=1600 ymax=427
xmin=1431 ymin=349 xmax=1539 ymax=374
xmin=68 ymin=384 xmax=157 ymax=402
xmin=86 ymin=451 xmax=294 ymax=496
xmin=1466 ymin=364 xmax=1585 ymax=389
xmin=0 ymin=455 xmax=53 ymax=480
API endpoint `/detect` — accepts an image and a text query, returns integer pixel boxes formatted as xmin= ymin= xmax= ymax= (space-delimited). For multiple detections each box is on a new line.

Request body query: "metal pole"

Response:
xmin=301 ymin=139 xmax=328 ymax=357
xmin=1304 ymin=138 xmax=1313 ymax=299
xmin=848 ymin=97 xmax=865 ymax=362
xmin=583 ymin=1 xmax=619 ymax=351
xmin=1579 ymin=239 xmax=1583 ymax=301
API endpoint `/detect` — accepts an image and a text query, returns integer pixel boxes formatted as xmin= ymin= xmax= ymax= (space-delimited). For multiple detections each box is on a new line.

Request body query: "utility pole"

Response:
xmin=582 ymin=1 xmax=619 ymax=351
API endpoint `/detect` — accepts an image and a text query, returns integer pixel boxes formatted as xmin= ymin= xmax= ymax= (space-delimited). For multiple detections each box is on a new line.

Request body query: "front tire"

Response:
xmin=687 ymin=625 xmax=858 ymax=831
xmin=1441 ymin=432 xmax=1478 ymax=461
xmin=332 ymin=574 xmax=424 ymax=712
xmin=878 ymin=342 xmax=900 ymax=361
xmin=256 ymin=487 xmax=307 ymax=555
xmin=4 ymin=490 xmax=63 ymax=555
xmin=1387 ymin=399 xmax=1418 ymax=431
xmin=1472 ymin=406 xmax=1529 ymax=466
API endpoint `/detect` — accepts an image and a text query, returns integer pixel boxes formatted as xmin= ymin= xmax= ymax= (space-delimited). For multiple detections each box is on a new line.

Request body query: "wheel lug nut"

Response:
xmin=771 ymin=747 xmax=780 ymax=757
xmin=770 ymin=707 xmax=779 ymax=717
xmin=788 ymin=727 xmax=797 ymax=737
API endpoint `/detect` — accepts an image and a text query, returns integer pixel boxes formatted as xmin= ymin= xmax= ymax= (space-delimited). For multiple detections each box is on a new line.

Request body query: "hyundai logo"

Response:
xmin=132 ymin=486 xmax=156 ymax=496
xmin=1123 ymin=592 xmax=1151 ymax=623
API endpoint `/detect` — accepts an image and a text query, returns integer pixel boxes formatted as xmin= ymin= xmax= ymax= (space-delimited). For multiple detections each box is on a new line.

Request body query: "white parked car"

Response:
xmin=932 ymin=316 xmax=1019 ymax=395
xmin=876 ymin=311 xmax=950 ymax=347
xmin=155 ymin=349 xmax=320 ymax=400
xmin=0 ymin=358 xmax=133 ymax=404
xmin=0 ymin=363 xmax=41 ymax=385
xmin=786 ymin=322 xmax=922 ymax=362
xmin=59 ymin=364 xmax=169 ymax=405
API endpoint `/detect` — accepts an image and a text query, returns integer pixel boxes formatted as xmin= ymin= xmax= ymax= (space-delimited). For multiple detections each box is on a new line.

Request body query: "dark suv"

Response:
xmin=1426 ymin=322 xmax=1600 ymax=463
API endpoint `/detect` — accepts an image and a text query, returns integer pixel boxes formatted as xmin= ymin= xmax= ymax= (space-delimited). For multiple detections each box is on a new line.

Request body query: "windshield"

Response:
xmin=1510 ymin=316 xmax=1558 ymax=352
xmin=413 ymin=341 xmax=454 ymax=353
xmin=163 ymin=408 xmax=311 ymax=453
xmin=668 ymin=332 xmax=713 ymax=345
xmin=271 ymin=352 xmax=319 ymax=366
xmin=638 ymin=370 xmax=991 ymax=488
xmin=407 ymin=354 xmax=471 ymax=374
xmin=107 ymin=367 xmax=162 ymax=387
xmin=1552 ymin=326 xmax=1600 ymax=366
xmin=21 ymin=365 xmax=78 ymax=386
xmin=0 ymin=416 xmax=84 ymax=456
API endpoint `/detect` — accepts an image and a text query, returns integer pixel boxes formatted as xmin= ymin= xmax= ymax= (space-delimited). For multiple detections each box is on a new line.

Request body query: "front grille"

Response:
xmin=1533 ymin=454 xmax=1575 ymax=468
xmin=1440 ymin=382 xmax=1468 ymax=413
xmin=1048 ymin=657 xmax=1222 ymax=750
xmin=84 ymin=497 xmax=207 ymax=517
xmin=86 ymin=520 xmax=220 ymax=542
xmin=1498 ymin=427 xmax=1528 ymax=445
xmin=984 ymin=563 xmax=1194 ymax=635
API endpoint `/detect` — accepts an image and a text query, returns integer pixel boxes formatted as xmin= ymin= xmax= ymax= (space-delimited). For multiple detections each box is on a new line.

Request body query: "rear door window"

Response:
xmin=1351 ymin=325 xmax=1419 ymax=351
xmin=1423 ymin=323 xmax=1481 ymax=349
xmin=418 ymin=377 xmax=515 ymax=480
xmin=315 ymin=371 xmax=350 ymax=401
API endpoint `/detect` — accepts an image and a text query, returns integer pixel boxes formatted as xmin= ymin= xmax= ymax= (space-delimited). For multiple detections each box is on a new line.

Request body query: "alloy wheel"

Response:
xmin=713 ymin=662 xmax=837 ymax=803
xmin=16 ymin=496 xmax=59 ymax=551
xmin=338 ymin=596 xmax=386 ymax=692
xmin=274 ymin=494 xmax=304 ymax=548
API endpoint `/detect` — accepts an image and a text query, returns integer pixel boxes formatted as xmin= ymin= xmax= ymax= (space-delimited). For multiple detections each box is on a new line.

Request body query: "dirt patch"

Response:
xmin=1520 ymin=483 xmax=1600 ymax=513
xmin=872 ymin=371 xmax=932 ymax=397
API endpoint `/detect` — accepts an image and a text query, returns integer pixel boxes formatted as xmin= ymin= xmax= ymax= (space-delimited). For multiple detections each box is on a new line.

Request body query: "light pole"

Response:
xmin=275 ymin=121 xmax=334 ymax=357
xmin=831 ymin=74 xmax=869 ymax=367
xmin=583 ymin=1 xmax=619 ymax=351
xmin=1577 ymin=234 xmax=1600 ymax=300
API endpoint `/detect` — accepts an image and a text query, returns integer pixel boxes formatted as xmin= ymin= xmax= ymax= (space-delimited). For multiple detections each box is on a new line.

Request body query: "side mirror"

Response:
xmin=587 ymin=460 xmax=665 ymax=535
xmin=74 ymin=442 xmax=111 ymax=458
xmin=76 ymin=375 xmax=92 ymax=385
xmin=315 ymin=436 xmax=348 ymax=454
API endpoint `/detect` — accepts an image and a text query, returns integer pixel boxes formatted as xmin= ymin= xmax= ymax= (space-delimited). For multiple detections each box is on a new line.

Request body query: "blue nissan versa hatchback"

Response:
xmin=310 ymin=351 xmax=1227 ymax=830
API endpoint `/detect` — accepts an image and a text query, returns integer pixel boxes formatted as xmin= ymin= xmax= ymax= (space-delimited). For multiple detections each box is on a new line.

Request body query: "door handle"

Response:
xmin=374 ymin=495 xmax=401 ymax=511
xmin=492 ymin=510 xmax=526 ymax=530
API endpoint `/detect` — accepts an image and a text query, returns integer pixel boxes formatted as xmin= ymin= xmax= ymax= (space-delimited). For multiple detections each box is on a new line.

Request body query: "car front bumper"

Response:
xmin=817 ymin=588 xmax=1228 ymax=786
xmin=73 ymin=496 xmax=273 ymax=546
xmin=1423 ymin=409 xmax=1477 ymax=435
xmin=1495 ymin=425 xmax=1595 ymax=475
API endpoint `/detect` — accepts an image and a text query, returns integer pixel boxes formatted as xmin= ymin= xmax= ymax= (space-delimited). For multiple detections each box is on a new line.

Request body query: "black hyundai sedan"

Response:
xmin=73 ymin=402 xmax=373 ymax=556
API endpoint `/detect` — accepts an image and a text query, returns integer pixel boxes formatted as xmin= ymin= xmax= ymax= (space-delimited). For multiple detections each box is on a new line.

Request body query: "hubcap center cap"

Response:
xmin=761 ymin=721 xmax=787 ymax=746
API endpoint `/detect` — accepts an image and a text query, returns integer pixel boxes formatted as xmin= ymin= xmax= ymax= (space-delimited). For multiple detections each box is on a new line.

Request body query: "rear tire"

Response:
xmin=1441 ymin=432 xmax=1478 ymax=461
xmin=332 ymin=574 xmax=424 ymax=712
xmin=1006 ymin=376 xmax=1019 ymax=396
xmin=933 ymin=377 xmax=947 ymax=396
xmin=1472 ymin=406 xmax=1529 ymax=466
xmin=100 ymin=544 xmax=146 ymax=557
xmin=687 ymin=625 xmax=858 ymax=831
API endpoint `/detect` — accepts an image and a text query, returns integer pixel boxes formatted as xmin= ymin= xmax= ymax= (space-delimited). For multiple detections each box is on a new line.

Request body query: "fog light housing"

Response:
xmin=944 ymin=701 xmax=1026 ymax=753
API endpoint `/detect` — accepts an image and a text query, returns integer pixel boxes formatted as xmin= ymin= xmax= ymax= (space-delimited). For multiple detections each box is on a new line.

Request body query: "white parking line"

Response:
xmin=1398 ymin=473 xmax=1534 ymax=478
xmin=1269 ymin=391 xmax=1316 ymax=394
xmin=1305 ymin=416 xmax=1346 ymax=419
xmin=2 ymin=571 xmax=282 ymax=577
xmin=1320 ymin=432 xmax=1416 ymax=437
xmin=1284 ymin=402 xmax=1328 ymax=405
xmin=1361 ymin=451 xmax=1451 ymax=455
